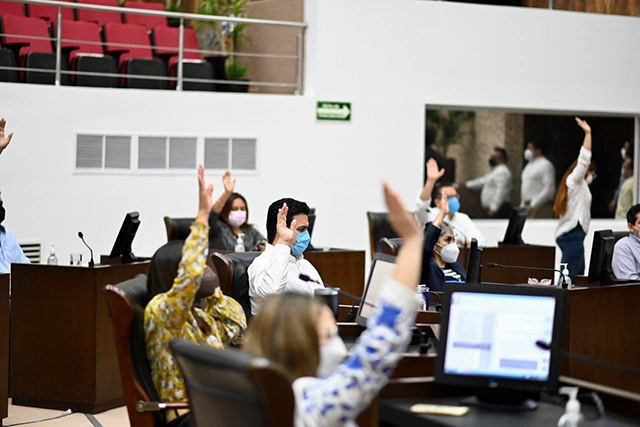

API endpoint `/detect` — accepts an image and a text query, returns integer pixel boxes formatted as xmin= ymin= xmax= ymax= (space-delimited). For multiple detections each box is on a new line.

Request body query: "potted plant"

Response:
xmin=426 ymin=110 xmax=475 ymax=182
xmin=196 ymin=0 xmax=250 ymax=92
xmin=165 ymin=0 xmax=184 ymax=27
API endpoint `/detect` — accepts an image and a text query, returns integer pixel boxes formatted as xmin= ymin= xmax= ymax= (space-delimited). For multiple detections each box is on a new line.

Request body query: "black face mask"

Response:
xmin=488 ymin=157 xmax=497 ymax=168
xmin=0 ymin=203 xmax=5 ymax=225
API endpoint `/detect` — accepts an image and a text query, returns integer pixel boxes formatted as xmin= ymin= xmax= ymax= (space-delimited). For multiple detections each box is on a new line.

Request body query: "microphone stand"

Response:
xmin=487 ymin=262 xmax=568 ymax=288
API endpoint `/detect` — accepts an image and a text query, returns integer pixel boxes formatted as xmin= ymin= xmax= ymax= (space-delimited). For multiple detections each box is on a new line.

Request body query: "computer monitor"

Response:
xmin=355 ymin=253 xmax=396 ymax=327
xmin=435 ymin=284 xmax=565 ymax=406
xmin=587 ymin=230 xmax=616 ymax=285
xmin=466 ymin=238 xmax=483 ymax=285
xmin=108 ymin=211 xmax=141 ymax=264
xmin=501 ymin=207 xmax=527 ymax=246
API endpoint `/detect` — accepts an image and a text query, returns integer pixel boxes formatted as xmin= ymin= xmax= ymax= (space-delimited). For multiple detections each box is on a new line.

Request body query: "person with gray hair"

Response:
xmin=419 ymin=189 xmax=467 ymax=291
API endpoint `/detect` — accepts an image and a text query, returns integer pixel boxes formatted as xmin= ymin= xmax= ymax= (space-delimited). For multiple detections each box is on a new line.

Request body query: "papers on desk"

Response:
xmin=410 ymin=404 xmax=470 ymax=416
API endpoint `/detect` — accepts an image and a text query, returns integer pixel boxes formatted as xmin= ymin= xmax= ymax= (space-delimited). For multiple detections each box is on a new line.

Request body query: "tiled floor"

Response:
xmin=3 ymin=399 xmax=130 ymax=427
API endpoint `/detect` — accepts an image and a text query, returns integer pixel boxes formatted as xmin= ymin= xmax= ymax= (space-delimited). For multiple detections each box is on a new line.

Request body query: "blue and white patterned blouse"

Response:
xmin=292 ymin=280 xmax=419 ymax=427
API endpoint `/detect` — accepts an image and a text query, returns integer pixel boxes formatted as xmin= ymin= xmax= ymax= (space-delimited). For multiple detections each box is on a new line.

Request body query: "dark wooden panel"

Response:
xmin=566 ymin=283 xmax=640 ymax=393
xmin=0 ymin=274 xmax=9 ymax=421
xmin=460 ymin=244 xmax=556 ymax=284
xmin=10 ymin=263 xmax=149 ymax=413
xmin=305 ymin=249 xmax=366 ymax=305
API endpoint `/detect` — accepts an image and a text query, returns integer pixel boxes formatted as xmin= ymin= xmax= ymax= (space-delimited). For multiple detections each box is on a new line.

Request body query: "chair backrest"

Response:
xmin=210 ymin=251 xmax=260 ymax=319
xmin=163 ymin=216 xmax=195 ymax=242
xmin=380 ymin=237 xmax=403 ymax=256
xmin=123 ymin=1 xmax=167 ymax=29
xmin=54 ymin=20 xmax=103 ymax=55
xmin=1 ymin=15 xmax=53 ymax=55
xmin=612 ymin=231 xmax=630 ymax=243
xmin=0 ymin=1 xmax=24 ymax=17
xmin=104 ymin=22 xmax=153 ymax=60
xmin=366 ymin=212 xmax=398 ymax=258
xmin=152 ymin=27 xmax=201 ymax=60
xmin=104 ymin=274 xmax=166 ymax=427
xmin=27 ymin=0 xmax=74 ymax=21
xmin=170 ymin=340 xmax=294 ymax=427
xmin=77 ymin=0 xmax=122 ymax=26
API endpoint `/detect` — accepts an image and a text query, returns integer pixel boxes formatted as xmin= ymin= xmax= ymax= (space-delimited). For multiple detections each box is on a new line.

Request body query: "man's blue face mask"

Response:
xmin=291 ymin=230 xmax=311 ymax=256
xmin=447 ymin=197 xmax=461 ymax=215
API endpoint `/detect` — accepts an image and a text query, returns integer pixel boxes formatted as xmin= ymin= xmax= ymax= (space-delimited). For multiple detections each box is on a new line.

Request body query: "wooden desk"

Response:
xmin=306 ymin=249 xmax=365 ymax=305
xmin=459 ymin=244 xmax=555 ymax=284
xmin=0 ymin=274 xmax=8 ymax=424
xmin=565 ymin=282 xmax=640 ymax=394
xmin=10 ymin=262 xmax=149 ymax=413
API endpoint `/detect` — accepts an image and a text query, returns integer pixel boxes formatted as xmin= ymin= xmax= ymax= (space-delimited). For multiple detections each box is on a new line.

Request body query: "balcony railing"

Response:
xmin=0 ymin=0 xmax=307 ymax=94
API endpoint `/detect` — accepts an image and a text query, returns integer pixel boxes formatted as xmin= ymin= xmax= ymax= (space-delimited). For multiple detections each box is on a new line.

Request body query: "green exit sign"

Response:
xmin=316 ymin=101 xmax=351 ymax=121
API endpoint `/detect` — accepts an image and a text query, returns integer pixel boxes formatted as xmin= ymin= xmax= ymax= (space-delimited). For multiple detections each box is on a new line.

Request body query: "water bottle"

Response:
xmin=47 ymin=243 xmax=59 ymax=265
xmin=416 ymin=285 xmax=429 ymax=311
xmin=560 ymin=263 xmax=572 ymax=288
xmin=235 ymin=233 xmax=245 ymax=253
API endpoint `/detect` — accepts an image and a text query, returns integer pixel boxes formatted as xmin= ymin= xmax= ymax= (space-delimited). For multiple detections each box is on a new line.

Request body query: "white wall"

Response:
xmin=0 ymin=0 xmax=636 ymax=270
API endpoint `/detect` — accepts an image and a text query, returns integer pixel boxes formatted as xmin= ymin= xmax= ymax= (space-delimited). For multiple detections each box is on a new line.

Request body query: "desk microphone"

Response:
xmin=78 ymin=231 xmax=95 ymax=268
xmin=299 ymin=274 xmax=373 ymax=322
xmin=535 ymin=340 xmax=640 ymax=378
xmin=487 ymin=262 xmax=568 ymax=288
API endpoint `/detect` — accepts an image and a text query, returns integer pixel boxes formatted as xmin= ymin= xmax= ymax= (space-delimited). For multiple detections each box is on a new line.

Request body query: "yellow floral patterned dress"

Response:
xmin=144 ymin=221 xmax=247 ymax=402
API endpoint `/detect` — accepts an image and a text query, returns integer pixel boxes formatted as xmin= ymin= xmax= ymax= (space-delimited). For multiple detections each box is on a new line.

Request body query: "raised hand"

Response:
xmin=575 ymin=117 xmax=591 ymax=134
xmin=222 ymin=170 xmax=237 ymax=194
xmin=426 ymin=158 xmax=445 ymax=182
xmin=197 ymin=165 xmax=214 ymax=221
xmin=438 ymin=189 xmax=450 ymax=216
xmin=274 ymin=203 xmax=298 ymax=246
xmin=0 ymin=118 xmax=14 ymax=154
xmin=383 ymin=182 xmax=421 ymax=239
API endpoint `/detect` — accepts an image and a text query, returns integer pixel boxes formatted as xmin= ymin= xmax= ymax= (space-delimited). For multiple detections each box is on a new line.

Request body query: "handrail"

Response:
xmin=4 ymin=0 xmax=307 ymax=28
xmin=3 ymin=0 xmax=306 ymax=93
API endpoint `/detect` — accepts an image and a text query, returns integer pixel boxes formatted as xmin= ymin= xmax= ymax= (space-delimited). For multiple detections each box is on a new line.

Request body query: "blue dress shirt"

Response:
xmin=0 ymin=225 xmax=30 ymax=275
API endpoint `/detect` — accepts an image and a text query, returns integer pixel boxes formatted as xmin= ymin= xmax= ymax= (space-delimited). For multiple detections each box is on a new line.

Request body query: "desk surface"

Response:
xmin=380 ymin=396 xmax=638 ymax=427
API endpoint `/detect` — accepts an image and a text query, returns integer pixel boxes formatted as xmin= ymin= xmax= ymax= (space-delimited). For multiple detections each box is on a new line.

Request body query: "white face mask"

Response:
xmin=437 ymin=242 xmax=460 ymax=264
xmin=316 ymin=332 xmax=348 ymax=378
xmin=524 ymin=148 xmax=534 ymax=162
xmin=586 ymin=174 xmax=595 ymax=185
xmin=632 ymin=225 xmax=640 ymax=239
xmin=227 ymin=210 xmax=247 ymax=228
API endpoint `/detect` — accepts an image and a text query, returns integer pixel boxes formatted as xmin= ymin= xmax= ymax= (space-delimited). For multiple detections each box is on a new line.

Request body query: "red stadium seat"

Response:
xmin=53 ymin=20 xmax=118 ymax=87
xmin=28 ymin=0 xmax=74 ymax=21
xmin=76 ymin=0 xmax=121 ymax=26
xmin=103 ymin=22 xmax=167 ymax=88
xmin=151 ymin=26 xmax=214 ymax=91
xmin=0 ymin=15 xmax=68 ymax=84
xmin=123 ymin=1 xmax=167 ymax=29
xmin=0 ymin=1 xmax=24 ymax=17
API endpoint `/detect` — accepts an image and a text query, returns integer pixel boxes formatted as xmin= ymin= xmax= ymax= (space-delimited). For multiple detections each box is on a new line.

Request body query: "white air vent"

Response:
xmin=105 ymin=136 xmax=131 ymax=169
xmin=19 ymin=241 xmax=42 ymax=264
xmin=139 ymin=137 xmax=167 ymax=169
xmin=205 ymin=138 xmax=230 ymax=169
xmin=232 ymin=138 xmax=257 ymax=170
xmin=169 ymin=137 xmax=197 ymax=169
xmin=76 ymin=134 xmax=103 ymax=168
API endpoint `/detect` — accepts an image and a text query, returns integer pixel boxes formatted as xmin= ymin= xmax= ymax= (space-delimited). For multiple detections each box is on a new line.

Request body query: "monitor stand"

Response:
xmin=461 ymin=390 xmax=539 ymax=412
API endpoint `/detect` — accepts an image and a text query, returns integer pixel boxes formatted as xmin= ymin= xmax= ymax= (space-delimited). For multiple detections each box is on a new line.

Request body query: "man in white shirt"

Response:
xmin=416 ymin=159 xmax=486 ymax=247
xmin=248 ymin=198 xmax=323 ymax=314
xmin=463 ymin=147 xmax=512 ymax=218
xmin=612 ymin=204 xmax=640 ymax=281
xmin=521 ymin=140 xmax=556 ymax=218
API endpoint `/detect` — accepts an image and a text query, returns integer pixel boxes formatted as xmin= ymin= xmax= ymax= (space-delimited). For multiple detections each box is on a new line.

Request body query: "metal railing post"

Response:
xmin=177 ymin=18 xmax=184 ymax=91
xmin=55 ymin=6 xmax=62 ymax=86
xmin=295 ymin=28 xmax=303 ymax=95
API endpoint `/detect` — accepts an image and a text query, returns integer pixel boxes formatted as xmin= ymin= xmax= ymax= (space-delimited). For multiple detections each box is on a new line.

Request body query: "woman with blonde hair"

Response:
xmin=243 ymin=182 xmax=423 ymax=427
xmin=553 ymin=117 xmax=597 ymax=281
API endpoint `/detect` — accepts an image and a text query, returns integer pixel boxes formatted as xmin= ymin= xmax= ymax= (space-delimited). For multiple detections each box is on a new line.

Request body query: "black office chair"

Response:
xmin=612 ymin=231 xmax=630 ymax=243
xmin=380 ymin=237 xmax=403 ymax=256
xmin=366 ymin=212 xmax=398 ymax=259
xmin=170 ymin=340 xmax=295 ymax=427
xmin=163 ymin=217 xmax=195 ymax=242
xmin=210 ymin=252 xmax=261 ymax=319
xmin=104 ymin=275 xmax=188 ymax=427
